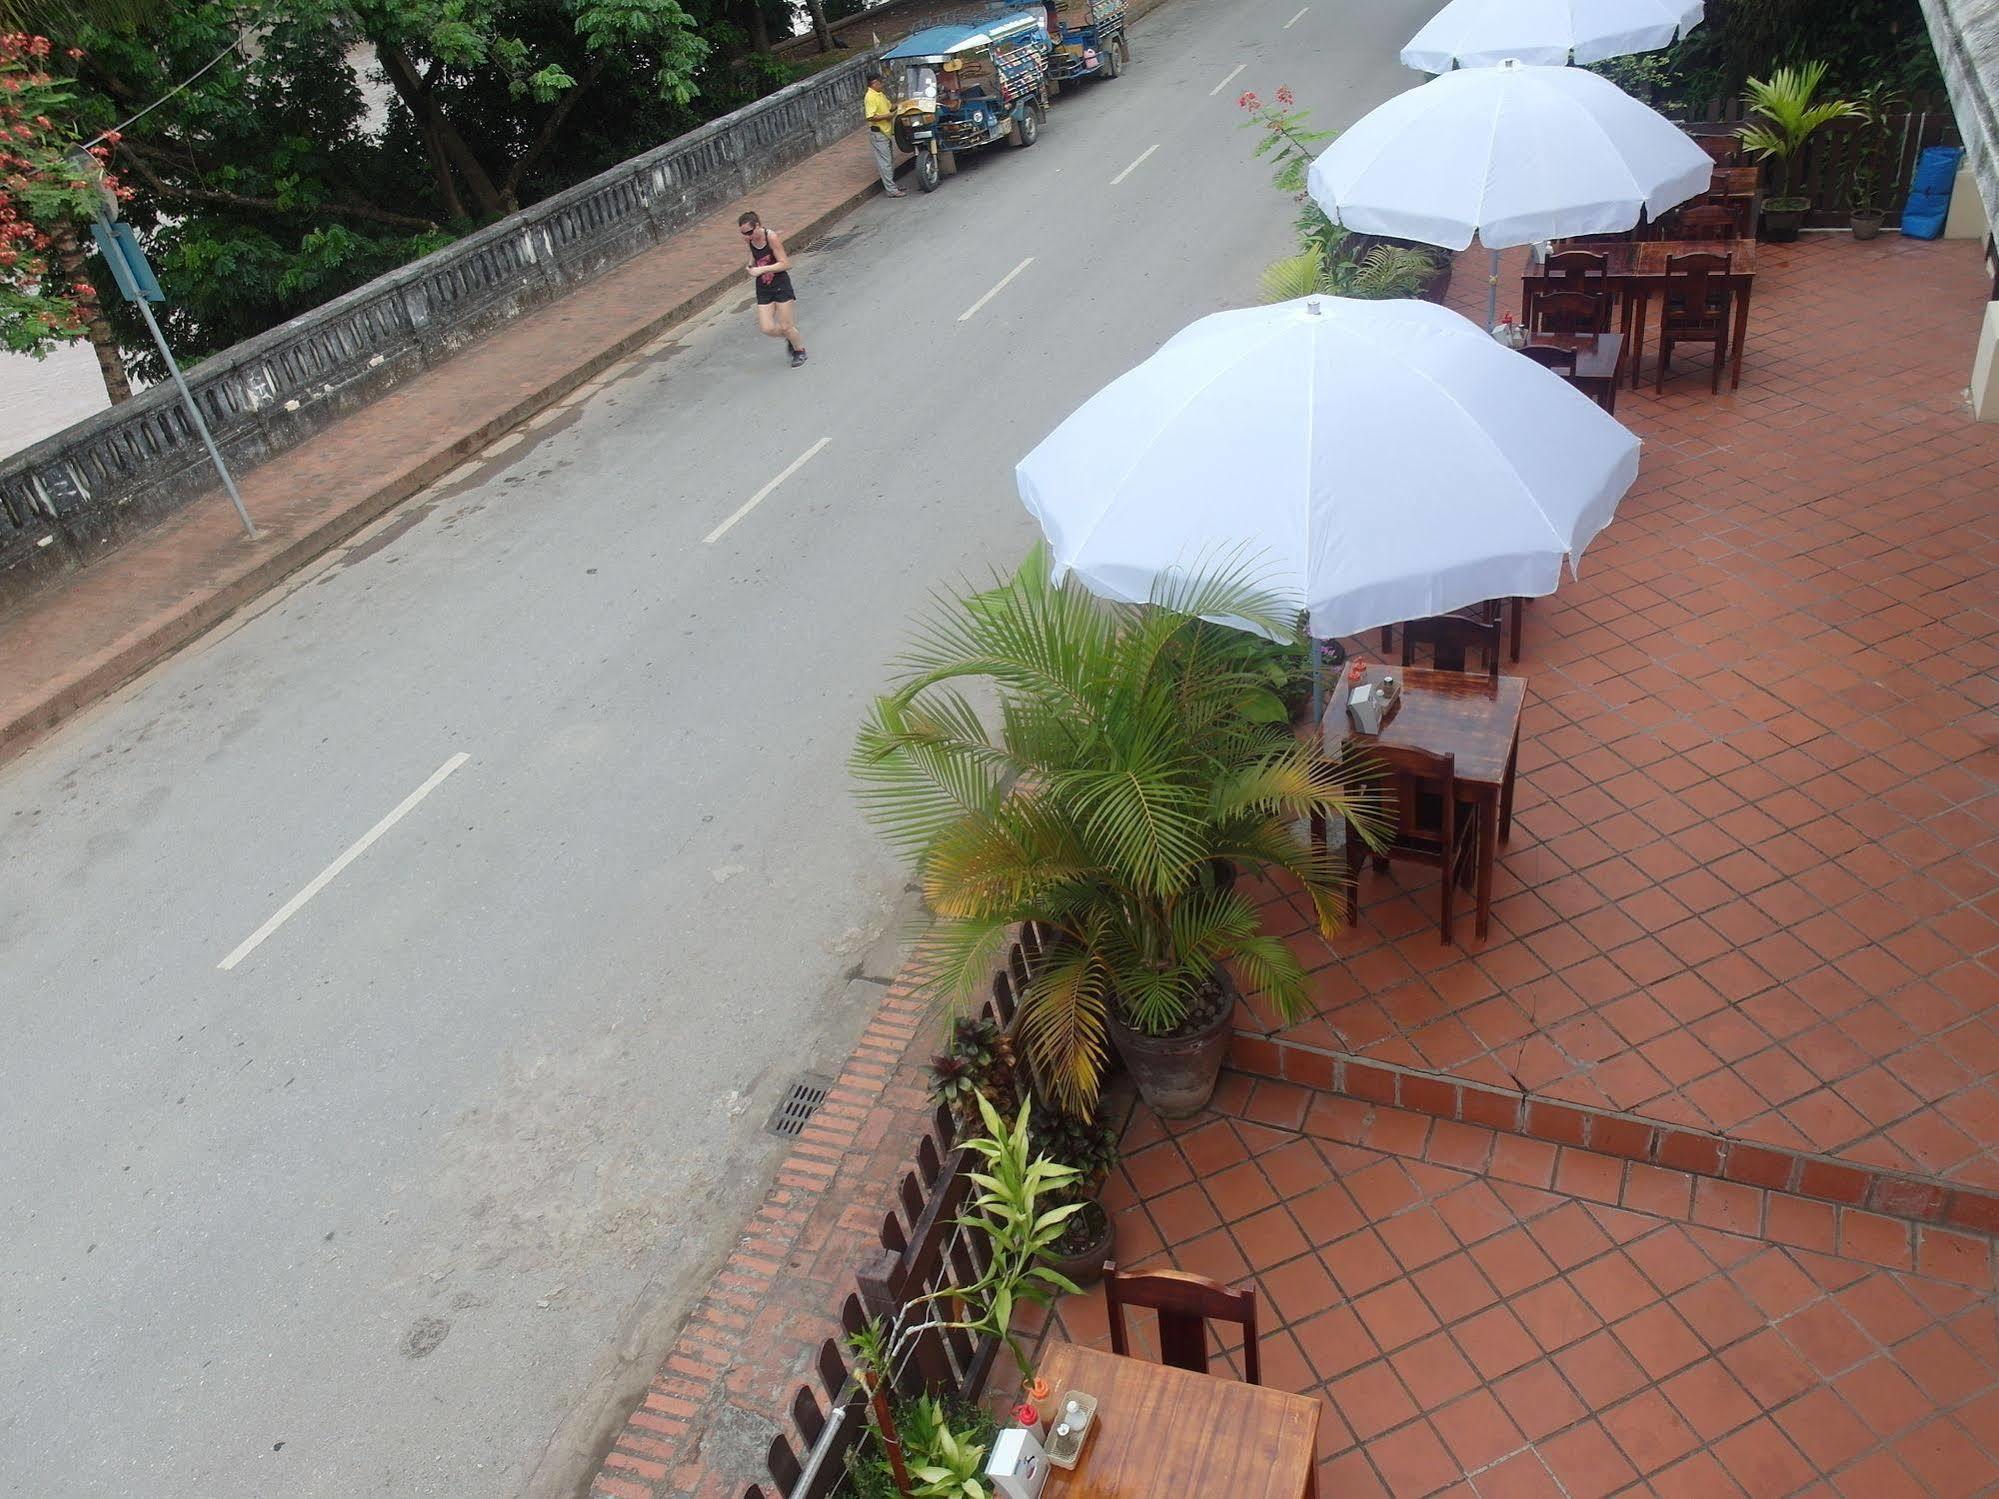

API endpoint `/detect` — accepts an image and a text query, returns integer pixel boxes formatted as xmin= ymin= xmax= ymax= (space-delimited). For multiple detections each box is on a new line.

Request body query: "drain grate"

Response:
xmin=767 ymin=1074 xmax=831 ymax=1137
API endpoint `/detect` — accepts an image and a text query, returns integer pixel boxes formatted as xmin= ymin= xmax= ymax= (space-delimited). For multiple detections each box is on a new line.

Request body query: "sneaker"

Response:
xmin=790 ymin=348 xmax=808 ymax=367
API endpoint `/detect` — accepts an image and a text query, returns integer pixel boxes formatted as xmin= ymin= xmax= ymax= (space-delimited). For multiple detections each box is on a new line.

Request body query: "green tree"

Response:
xmin=0 ymin=33 xmax=132 ymax=399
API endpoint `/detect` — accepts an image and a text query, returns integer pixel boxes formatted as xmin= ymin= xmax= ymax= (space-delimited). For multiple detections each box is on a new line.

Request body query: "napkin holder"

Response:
xmin=986 ymin=1427 xmax=1049 ymax=1498
xmin=1346 ymin=676 xmax=1401 ymax=735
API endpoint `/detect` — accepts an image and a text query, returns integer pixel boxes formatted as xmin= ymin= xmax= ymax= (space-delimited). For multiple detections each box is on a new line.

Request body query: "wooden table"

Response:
xmin=1319 ymin=666 xmax=1526 ymax=941
xmin=1518 ymin=330 xmax=1624 ymax=413
xmin=1525 ymin=238 xmax=1757 ymax=390
xmin=1037 ymin=1343 xmax=1320 ymax=1498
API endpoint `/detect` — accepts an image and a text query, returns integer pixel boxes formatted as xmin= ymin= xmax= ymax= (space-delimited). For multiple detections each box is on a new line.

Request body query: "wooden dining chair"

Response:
xmin=1657 ymin=251 xmax=1734 ymax=393
xmin=1345 ymin=744 xmax=1482 ymax=945
xmin=1520 ymin=342 xmax=1579 ymax=375
xmin=1691 ymin=133 xmax=1740 ymax=166
xmin=1104 ymin=1264 xmax=1261 ymax=1385
xmin=1400 ymin=609 xmax=1502 ymax=680
xmin=1674 ymin=203 xmax=1740 ymax=241
xmin=1527 ymin=288 xmax=1611 ymax=337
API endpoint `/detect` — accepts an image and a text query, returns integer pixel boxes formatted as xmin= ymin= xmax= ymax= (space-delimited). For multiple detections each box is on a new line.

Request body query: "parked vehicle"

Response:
xmin=1043 ymin=0 xmax=1129 ymax=86
xmin=886 ymin=11 xmax=1053 ymax=193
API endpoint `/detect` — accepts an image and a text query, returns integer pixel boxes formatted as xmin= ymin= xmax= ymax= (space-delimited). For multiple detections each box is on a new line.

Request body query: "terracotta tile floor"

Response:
xmin=1242 ymin=234 xmax=1999 ymax=1190
xmin=1041 ymin=1078 xmax=1999 ymax=1498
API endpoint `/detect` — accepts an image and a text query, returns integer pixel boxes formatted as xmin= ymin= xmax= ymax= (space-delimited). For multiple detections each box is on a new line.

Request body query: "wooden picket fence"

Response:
xmin=1679 ymin=95 xmax=1961 ymax=227
xmin=745 ymin=927 xmax=1051 ymax=1499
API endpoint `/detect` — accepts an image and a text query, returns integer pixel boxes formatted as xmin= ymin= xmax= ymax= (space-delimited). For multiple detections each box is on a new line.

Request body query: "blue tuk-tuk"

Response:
xmin=1043 ymin=0 xmax=1129 ymax=86
xmin=885 ymin=12 xmax=1053 ymax=193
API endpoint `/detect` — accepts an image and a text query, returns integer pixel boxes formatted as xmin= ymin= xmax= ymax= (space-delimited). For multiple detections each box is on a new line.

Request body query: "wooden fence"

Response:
xmin=1679 ymin=96 xmax=1962 ymax=227
xmin=746 ymin=928 xmax=1049 ymax=1499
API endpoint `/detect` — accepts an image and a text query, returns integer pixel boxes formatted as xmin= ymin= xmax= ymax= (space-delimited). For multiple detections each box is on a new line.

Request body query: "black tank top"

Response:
xmin=749 ymin=232 xmax=792 ymax=295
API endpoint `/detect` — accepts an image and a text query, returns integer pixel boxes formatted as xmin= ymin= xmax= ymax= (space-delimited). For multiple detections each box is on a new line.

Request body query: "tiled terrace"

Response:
xmin=1232 ymin=233 xmax=1999 ymax=1211
xmin=602 ymin=234 xmax=1999 ymax=1499
xmin=1040 ymin=1079 xmax=1999 ymax=1497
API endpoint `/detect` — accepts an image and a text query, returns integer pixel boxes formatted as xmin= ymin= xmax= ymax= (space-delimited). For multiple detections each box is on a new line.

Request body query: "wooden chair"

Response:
xmin=1400 ymin=608 xmax=1502 ymax=680
xmin=1656 ymin=251 xmax=1733 ymax=394
xmin=1540 ymin=249 xmax=1608 ymax=291
xmin=1672 ymin=203 xmax=1740 ymax=241
xmin=1691 ymin=133 xmax=1740 ymax=166
xmin=1527 ymin=288 xmax=1611 ymax=337
xmin=1104 ymin=1264 xmax=1261 ymax=1385
xmin=1520 ymin=342 xmax=1578 ymax=375
xmin=1345 ymin=744 xmax=1483 ymax=945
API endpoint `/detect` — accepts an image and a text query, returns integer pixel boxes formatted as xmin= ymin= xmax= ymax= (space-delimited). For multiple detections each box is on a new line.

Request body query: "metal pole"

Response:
xmin=1485 ymin=245 xmax=1500 ymax=330
xmin=132 ymin=294 xmax=256 ymax=539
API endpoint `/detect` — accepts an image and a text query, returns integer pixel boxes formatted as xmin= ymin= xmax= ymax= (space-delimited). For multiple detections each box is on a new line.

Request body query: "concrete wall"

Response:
xmin=0 ymin=52 xmax=877 ymax=602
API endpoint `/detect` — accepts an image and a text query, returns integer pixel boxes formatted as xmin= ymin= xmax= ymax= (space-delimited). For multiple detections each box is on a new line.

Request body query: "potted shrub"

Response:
xmin=1844 ymin=80 xmax=1905 ymax=240
xmin=1029 ymin=1105 xmax=1121 ymax=1287
xmin=855 ymin=548 xmax=1379 ymax=1120
xmin=928 ymin=1016 xmax=1020 ymax=1137
xmin=1736 ymin=61 xmax=1860 ymax=242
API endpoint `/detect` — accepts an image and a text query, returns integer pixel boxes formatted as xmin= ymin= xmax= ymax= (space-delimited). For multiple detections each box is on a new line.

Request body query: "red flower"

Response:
xmin=1276 ymin=86 xmax=1294 ymax=106
xmin=1011 ymin=1403 xmax=1039 ymax=1428
xmin=1237 ymin=90 xmax=1260 ymax=111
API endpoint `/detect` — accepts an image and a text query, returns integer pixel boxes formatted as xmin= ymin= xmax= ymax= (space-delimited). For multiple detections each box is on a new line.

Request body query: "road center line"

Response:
xmin=218 ymin=752 xmax=471 ymax=972
xmin=1110 ymin=143 xmax=1160 ymax=186
xmin=1284 ymin=6 xmax=1309 ymax=27
xmin=957 ymin=257 xmax=1034 ymax=323
xmin=703 ymin=437 xmax=832 ymax=544
xmin=1208 ymin=62 xmax=1246 ymax=97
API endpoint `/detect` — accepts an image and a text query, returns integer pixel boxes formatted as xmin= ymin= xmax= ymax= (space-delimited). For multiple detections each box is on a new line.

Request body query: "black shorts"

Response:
xmin=755 ymin=273 xmax=796 ymax=306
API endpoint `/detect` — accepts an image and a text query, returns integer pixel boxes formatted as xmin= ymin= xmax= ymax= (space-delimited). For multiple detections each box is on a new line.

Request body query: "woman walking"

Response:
xmin=739 ymin=211 xmax=806 ymax=367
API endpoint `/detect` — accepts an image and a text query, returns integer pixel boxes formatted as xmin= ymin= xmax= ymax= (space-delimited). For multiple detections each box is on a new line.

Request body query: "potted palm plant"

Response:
xmin=854 ymin=546 xmax=1379 ymax=1119
xmin=1736 ymin=61 xmax=1860 ymax=242
xmin=1844 ymin=80 xmax=1905 ymax=240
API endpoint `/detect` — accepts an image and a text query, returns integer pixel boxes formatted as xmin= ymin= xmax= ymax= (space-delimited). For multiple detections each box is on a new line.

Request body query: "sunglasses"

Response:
xmin=740 ymin=225 xmax=758 ymax=236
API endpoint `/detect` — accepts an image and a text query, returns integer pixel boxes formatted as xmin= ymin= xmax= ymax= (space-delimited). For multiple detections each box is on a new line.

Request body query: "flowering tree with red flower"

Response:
xmin=0 ymin=32 xmax=130 ymax=399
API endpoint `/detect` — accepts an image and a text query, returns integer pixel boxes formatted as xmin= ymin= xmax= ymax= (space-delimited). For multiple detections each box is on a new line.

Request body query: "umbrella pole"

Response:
xmin=1485 ymin=246 xmax=1500 ymax=331
xmin=1310 ymin=637 xmax=1324 ymax=724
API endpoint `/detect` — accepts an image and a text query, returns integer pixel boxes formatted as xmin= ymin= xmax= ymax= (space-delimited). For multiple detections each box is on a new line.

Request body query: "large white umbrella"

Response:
xmin=1402 ymin=0 xmax=1703 ymax=73
xmin=1015 ymin=296 xmax=1639 ymax=641
xmin=1307 ymin=61 xmax=1712 ymax=251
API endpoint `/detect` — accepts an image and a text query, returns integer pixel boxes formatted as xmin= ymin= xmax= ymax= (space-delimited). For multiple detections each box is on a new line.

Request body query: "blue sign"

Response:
xmin=89 ymin=219 xmax=165 ymax=303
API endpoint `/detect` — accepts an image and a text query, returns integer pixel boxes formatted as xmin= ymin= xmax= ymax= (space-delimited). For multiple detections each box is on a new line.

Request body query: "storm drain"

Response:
xmin=767 ymin=1074 xmax=831 ymax=1137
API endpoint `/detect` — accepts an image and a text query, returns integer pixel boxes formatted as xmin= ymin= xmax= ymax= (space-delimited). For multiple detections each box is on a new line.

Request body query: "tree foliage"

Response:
xmin=1589 ymin=0 xmax=1941 ymax=110
xmin=0 ymin=32 xmax=112 ymax=356
xmin=34 ymin=0 xmax=814 ymax=389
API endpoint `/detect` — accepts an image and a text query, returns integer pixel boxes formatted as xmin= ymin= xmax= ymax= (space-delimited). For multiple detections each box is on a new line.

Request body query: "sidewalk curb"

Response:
xmin=0 ymin=170 xmax=890 ymax=763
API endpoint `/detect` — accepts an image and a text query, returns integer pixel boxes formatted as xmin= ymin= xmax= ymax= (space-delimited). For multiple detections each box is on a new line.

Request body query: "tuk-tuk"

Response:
xmin=1043 ymin=0 xmax=1130 ymax=85
xmin=885 ymin=12 xmax=1053 ymax=193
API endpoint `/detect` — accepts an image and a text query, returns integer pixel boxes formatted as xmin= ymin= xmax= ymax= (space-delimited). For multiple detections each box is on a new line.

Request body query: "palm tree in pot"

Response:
xmin=1736 ymin=61 xmax=1859 ymax=243
xmin=854 ymin=546 xmax=1381 ymax=1120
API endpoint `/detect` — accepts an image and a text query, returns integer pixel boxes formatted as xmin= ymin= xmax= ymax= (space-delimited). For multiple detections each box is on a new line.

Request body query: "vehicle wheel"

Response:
xmin=1013 ymin=108 xmax=1039 ymax=147
xmin=1101 ymin=40 xmax=1122 ymax=78
xmin=916 ymin=149 xmax=941 ymax=191
xmin=1116 ymin=34 xmax=1131 ymax=69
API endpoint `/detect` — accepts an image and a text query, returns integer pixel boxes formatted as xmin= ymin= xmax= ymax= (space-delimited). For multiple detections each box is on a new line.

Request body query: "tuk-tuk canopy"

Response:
xmin=883 ymin=11 xmax=1045 ymax=62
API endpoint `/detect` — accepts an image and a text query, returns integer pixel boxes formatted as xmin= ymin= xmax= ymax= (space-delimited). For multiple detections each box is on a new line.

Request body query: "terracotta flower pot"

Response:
xmin=1043 ymin=1198 xmax=1116 ymax=1288
xmin=1850 ymin=209 xmax=1884 ymax=241
xmin=1107 ymin=968 xmax=1238 ymax=1118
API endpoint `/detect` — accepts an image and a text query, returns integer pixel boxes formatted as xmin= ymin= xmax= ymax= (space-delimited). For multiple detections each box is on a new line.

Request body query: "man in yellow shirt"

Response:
xmin=864 ymin=73 xmax=906 ymax=198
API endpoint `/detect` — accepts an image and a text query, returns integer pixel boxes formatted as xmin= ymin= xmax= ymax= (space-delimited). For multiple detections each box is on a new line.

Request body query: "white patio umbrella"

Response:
xmin=1306 ymin=60 xmax=1712 ymax=322
xmin=1015 ymin=296 xmax=1640 ymax=643
xmin=1402 ymin=0 xmax=1703 ymax=73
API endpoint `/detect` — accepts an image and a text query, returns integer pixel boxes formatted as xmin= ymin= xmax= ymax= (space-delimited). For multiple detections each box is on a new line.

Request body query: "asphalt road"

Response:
xmin=0 ymin=1 xmax=1435 ymax=1493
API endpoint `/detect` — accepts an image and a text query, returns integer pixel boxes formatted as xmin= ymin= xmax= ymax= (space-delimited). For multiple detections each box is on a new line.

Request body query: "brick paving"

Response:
xmin=1230 ymin=235 xmax=1999 ymax=1212
xmin=1041 ymin=1077 xmax=1999 ymax=1498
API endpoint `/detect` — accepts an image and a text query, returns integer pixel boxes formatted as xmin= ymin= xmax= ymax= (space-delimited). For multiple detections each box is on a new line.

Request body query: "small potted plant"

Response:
xmin=1030 ymin=1105 xmax=1121 ymax=1288
xmin=1844 ymin=80 xmax=1905 ymax=240
xmin=928 ymin=1016 xmax=1019 ymax=1137
xmin=1736 ymin=60 xmax=1860 ymax=242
